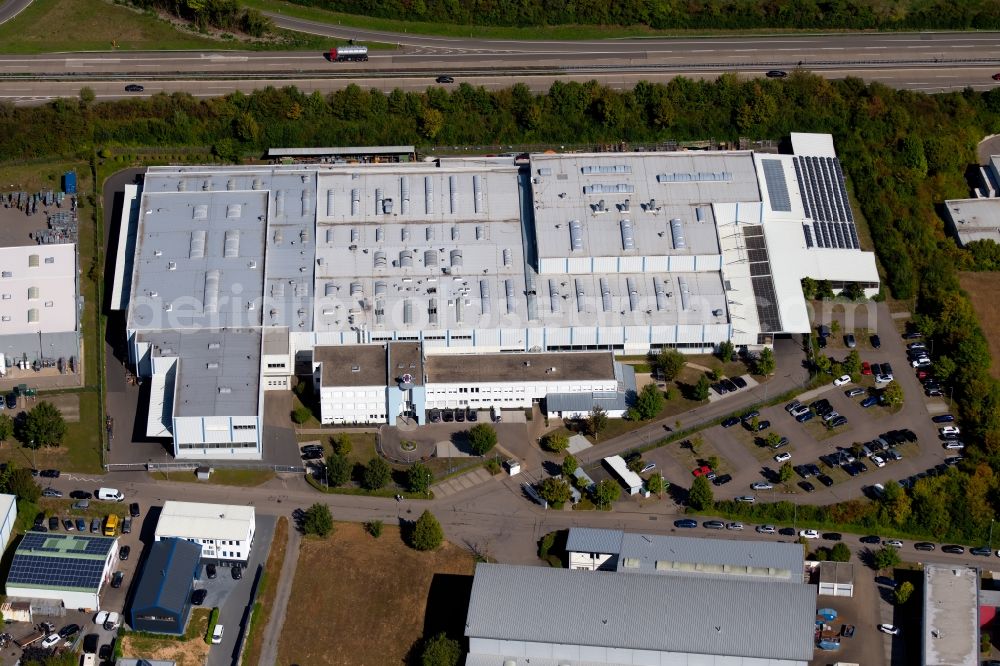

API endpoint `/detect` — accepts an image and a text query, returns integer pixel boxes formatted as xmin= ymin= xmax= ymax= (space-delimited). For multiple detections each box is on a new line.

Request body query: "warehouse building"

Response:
xmin=464 ymin=562 xmax=816 ymax=666
xmin=565 ymin=527 xmax=805 ymax=583
xmin=112 ymin=135 xmax=878 ymax=456
xmin=131 ymin=538 xmax=202 ymax=635
xmin=154 ymin=501 xmax=255 ymax=566
xmin=5 ymin=532 xmax=117 ymax=611
xmin=0 ymin=243 xmax=80 ymax=372
xmin=924 ymin=564 xmax=978 ymax=666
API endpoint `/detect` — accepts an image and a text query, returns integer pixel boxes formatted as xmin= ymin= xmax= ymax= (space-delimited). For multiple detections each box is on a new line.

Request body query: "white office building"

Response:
xmin=112 ymin=135 xmax=878 ymax=456
xmin=154 ymin=501 xmax=255 ymax=566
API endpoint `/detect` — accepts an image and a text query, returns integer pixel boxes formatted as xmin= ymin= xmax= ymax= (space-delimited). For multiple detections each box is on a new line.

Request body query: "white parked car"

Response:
xmin=912 ymin=358 xmax=932 ymax=368
xmin=774 ymin=452 xmax=791 ymax=463
xmin=41 ymin=634 xmax=61 ymax=649
xmin=756 ymin=524 xmax=776 ymax=534
xmin=884 ymin=539 xmax=904 ymax=548
xmin=104 ymin=612 xmax=121 ymax=630
xmin=878 ymin=624 xmax=901 ymax=635
xmin=790 ymin=405 xmax=810 ymax=417
xmin=799 ymin=529 xmax=819 ymax=539
xmin=870 ymin=455 xmax=886 ymax=468
xmin=822 ymin=410 xmax=840 ymax=422
xmin=212 ymin=624 xmax=224 ymax=645
xmin=751 ymin=481 xmax=774 ymax=490
xmin=726 ymin=522 xmax=744 ymax=531
xmin=940 ymin=426 xmax=961 ymax=436
xmin=875 ymin=373 xmax=894 ymax=384
xmin=833 ymin=374 xmax=851 ymax=387
xmin=944 ymin=441 xmax=966 ymax=450
xmin=94 ymin=610 xmax=109 ymax=627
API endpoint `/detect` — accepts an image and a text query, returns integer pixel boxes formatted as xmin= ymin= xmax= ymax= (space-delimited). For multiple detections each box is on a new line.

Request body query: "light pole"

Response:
xmin=990 ymin=519 xmax=995 ymax=550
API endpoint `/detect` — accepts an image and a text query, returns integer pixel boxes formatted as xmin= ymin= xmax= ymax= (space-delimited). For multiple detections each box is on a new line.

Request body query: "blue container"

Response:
xmin=62 ymin=171 xmax=77 ymax=194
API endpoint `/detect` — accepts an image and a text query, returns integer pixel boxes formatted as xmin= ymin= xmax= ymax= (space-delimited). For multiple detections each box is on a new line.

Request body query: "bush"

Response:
xmin=894 ymin=580 xmax=914 ymax=605
xmin=301 ymin=503 xmax=333 ymax=537
xmin=830 ymin=542 xmax=851 ymax=562
xmin=688 ymin=476 xmax=714 ymax=510
xmin=410 ymin=510 xmax=444 ymax=551
xmin=537 ymin=477 xmax=572 ymax=506
xmin=362 ymin=457 xmax=391 ymax=490
xmin=406 ymin=462 xmax=433 ymax=494
xmin=873 ymin=546 xmax=901 ymax=570
xmin=467 ymin=424 xmax=497 ymax=455
xmin=633 ymin=383 xmax=665 ymax=420
xmin=365 ymin=520 xmax=383 ymax=538
xmin=485 ymin=459 xmax=502 ymax=475
xmin=205 ymin=607 xmax=220 ymax=644
xmin=291 ymin=406 xmax=311 ymax=424
xmin=541 ymin=431 xmax=569 ymax=453
xmin=421 ymin=632 xmax=461 ymax=666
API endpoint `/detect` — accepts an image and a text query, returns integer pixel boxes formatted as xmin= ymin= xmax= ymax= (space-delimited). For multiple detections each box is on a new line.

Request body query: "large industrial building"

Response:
xmin=0 ymin=243 xmax=80 ymax=372
xmin=5 ymin=532 xmax=118 ymax=611
xmin=464 ymin=562 xmax=817 ymax=666
xmin=154 ymin=501 xmax=255 ymax=566
xmin=113 ymin=135 xmax=878 ymax=457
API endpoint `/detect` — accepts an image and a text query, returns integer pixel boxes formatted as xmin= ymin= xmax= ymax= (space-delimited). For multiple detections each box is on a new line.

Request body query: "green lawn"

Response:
xmin=0 ymin=0 xmax=328 ymax=54
xmin=246 ymin=0 xmax=833 ymax=41
xmin=152 ymin=469 xmax=276 ymax=486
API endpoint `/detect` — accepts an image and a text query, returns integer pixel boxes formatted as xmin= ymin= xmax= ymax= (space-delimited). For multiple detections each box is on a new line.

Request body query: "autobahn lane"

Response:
xmin=0 ymin=0 xmax=31 ymax=26
xmin=0 ymin=64 xmax=996 ymax=105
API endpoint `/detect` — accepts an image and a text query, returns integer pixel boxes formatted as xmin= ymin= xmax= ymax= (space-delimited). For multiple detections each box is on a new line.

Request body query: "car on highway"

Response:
xmin=766 ymin=70 xmax=787 ymax=78
xmin=878 ymin=624 xmax=901 ymax=635
xmin=845 ymin=387 xmax=865 ymax=397
xmin=756 ymin=524 xmax=776 ymax=534
xmin=703 ymin=520 xmax=725 ymax=530
xmin=860 ymin=535 xmax=881 ymax=544
xmin=774 ymin=452 xmax=791 ymax=463
xmin=435 ymin=75 xmax=455 ymax=84
xmin=833 ymin=374 xmax=851 ymax=386
xmin=799 ymin=529 xmax=819 ymax=539
xmin=914 ymin=542 xmax=936 ymax=551
xmin=883 ymin=539 xmax=903 ymax=548
xmin=674 ymin=519 xmax=697 ymax=528
xmin=721 ymin=416 xmax=740 ymax=428
xmin=751 ymin=481 xmax=774 ymax=490
xmin=932 ymin=414 xmax=955 ymax=423
xmin=124 ymin=84 xmax=144 ymax=92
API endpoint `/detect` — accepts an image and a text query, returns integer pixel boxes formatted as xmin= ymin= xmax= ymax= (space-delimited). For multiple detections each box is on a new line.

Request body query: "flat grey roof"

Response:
xmin=944 ymin=198 xmax=1000 ymax=247
xmin=529 ymin=151 xmax=760 ymax=261
xmin=466 ymin=563 xmax=816 ymax=662
xmin=616 ymin=532 xmax=804 ymax=582
xmin=924 ymin=564 xmax=978 ymax=666
xmin=315 ymin=344 xmax=387 ymax=387
xmin=818 ymin=560 xmax=854 ymax=585
xmin=425 ymin=351 xmax=614 ymax=383
xmin=388 ymin=341 xmax=423 ymax=386
xmin=139 ymin=328 xmax=261 ymax=417
xmin=566 ymin=527 xmax=624 ymax=556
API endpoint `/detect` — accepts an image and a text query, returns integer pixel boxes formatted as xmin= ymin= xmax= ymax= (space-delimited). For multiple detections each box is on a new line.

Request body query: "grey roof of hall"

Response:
xmin=566 ymin=527 xmax=625 ymax=555
xmin=546 ymin=365 xmax=636 ymax=413
xmin=465 ymin=563 xmax=816 ymax=662
xmin=924 ymin=564 xmax=978 ymax=666
xmin=137 ymin=167 xmax=316 ymax=333
xmin=944 ymin=198 xmax=1000 ymax=247
xmin=388 ymin=341 xmax=423 ymax=386
xmin=425 ymin=351 xmax=615 ymax=384
xmin=615 ymin=533 xmax=804 ymax=581
xmin=818 ymin=560 xmax=854 ymax=585
xmin=268 ymin=146 xmax=415 ymax=157
xmin=127 ymin=189 xmax=267 ymax=332
xmin=529 ymin=151 xmax=760 ymax=260
xmin=313 ymin=269 xmax=729 ymax=335
xmin=138 ymin=328 xmax=261 ymax=417
xmin=315 ymin=344 xmax=387 ymax=387
xmin=132 ymin=537 xmax=201 ymax=616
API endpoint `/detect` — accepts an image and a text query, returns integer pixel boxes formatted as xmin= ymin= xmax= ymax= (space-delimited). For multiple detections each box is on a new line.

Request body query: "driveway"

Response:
xmin=207 ymin=514 xmax=276 ymax=666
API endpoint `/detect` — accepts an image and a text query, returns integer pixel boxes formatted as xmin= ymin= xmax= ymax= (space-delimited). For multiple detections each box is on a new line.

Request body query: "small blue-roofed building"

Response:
xmin=131 ymin=538 xmax=202 ymax=635
xmin=5 ymin=532 xmax=117 ymax=610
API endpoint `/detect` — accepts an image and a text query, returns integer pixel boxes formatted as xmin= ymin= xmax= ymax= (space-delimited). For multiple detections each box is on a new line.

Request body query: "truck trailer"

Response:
xmin=329 ymin=45 xmax=368 ymax=62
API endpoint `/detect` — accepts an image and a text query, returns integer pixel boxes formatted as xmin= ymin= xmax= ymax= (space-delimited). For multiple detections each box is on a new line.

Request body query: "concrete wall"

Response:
xmin=172 ymin=415 xmax=262 ymax=459
xmin=318 ymin=384 xmax=387 ymax=425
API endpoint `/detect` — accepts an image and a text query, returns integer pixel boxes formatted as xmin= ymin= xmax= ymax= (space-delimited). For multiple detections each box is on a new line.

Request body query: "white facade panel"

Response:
xmin=618 ymin=256 xmax=644 ymax=273
xmin=591 ymin=256 xmax=619 ymax=273
xmin=0 ymin=495 xmax=15 ymax=553
xmin=568 ymin=551 xmax=614 ymax=570
xmin=319 ymin=384 xmax=387 ymax=424
xmin=668 ymin=255 xmax=696 ymax=272
xmin=566 ymin=257 xmax=591 ymax=273
xmin=7 ymin=587 xmax=99 ymax=612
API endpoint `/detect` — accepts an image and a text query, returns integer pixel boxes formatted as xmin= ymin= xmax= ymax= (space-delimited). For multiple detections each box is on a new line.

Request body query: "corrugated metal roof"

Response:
xmin=465 ymin=563 xmax=816 ymax=662
xmin=565 ymin=528 xmax=623 ymax=556
xmin=132 ymin=538 xmax=201 ymax=617
xmin=155 ymin=501 xmax=254 ymax=542
xmin=545 ymin=391 xmax=628 ymax=413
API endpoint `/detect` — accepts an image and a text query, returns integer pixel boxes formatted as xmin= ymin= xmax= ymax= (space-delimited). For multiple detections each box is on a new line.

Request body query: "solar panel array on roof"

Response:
xmin=742 ymin=226 xmax=782 ymax=333
xmin=793 ymin=155 xmax=859 ymax=250
xmin=761 ymin=159 xmax=791 ymax=212
xmin=8 ymin=555 xmax=106 ymax=589
xmin=803 ymin=225 xmax=814 ymax=248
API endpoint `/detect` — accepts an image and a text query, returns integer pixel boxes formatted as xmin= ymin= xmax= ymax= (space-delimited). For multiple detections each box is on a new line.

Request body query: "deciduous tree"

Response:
xmin=587 ymin=406 xmax=608 ymax=440
xmin=594 ymin=479 xmax=621 ymax=508
xmin=19 ymin=401 xmax=67 ymax=448
xmin=324 ymin=453 xmax=351 ymax=487
xmin=302 ymin=503 xmax=333 ymax=537
xmin=468 ymin=424 xmax=497 ymax=455
xmin=755 ymin=347 xmax=776 ymax=375
xmin=421 ymin=632 xmax=461 ymax=666
xmin=688 ymin=476 xmax=713 ymax=510
xmin=633 ymin=384 xmax=665 ymax=420
xmin=362 ymin=457 xmax=391 ymax=490
xmin=561 ymin=454 xmax=578 ymax=477
xmin=407 ymin=462 xmax=433 ymax=494
xmin=410 ymin=510 xmax=444 ymax=551
xmin=538 ymin=477 xmax=572 ymax=505
xmin=541 ymin=431 xmax=569 ymax=453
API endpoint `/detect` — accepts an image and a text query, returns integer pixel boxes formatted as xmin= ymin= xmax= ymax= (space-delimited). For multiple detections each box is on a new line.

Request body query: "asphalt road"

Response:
xmin=0 ymin=0 xmax=30 ymax=26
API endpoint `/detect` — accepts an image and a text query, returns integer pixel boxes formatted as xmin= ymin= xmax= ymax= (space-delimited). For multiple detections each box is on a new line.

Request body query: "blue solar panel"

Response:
xmin=761 ymin=159 xmax=792 ymax=212
xmin=8 ymin=534 xmax=115 ymax=590
xmin=794 ymin=155 xmax=861 ymax=250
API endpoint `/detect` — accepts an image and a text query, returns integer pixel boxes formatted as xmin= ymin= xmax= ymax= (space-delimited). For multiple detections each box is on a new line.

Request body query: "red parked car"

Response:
xmin=861 ymin=361 xmax=872 ymax=375
xmin=692 ymin=465 xmax=712 ymax=477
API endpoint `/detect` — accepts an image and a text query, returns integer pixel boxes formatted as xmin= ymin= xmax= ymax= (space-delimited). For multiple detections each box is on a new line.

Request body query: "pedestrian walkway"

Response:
xmin=258 ymin=525 xmax=301 ymax=666
xmin=431 ymin=467 xmax=494 ymax=498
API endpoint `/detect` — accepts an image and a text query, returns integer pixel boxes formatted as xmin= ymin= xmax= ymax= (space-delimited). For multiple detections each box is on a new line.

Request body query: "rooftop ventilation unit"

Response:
xmin=473 ymin=175 xmax=483 ymax=213
xmin=226 ymin=204 xmax=241 ymax=219
xmin=620 ymin=219 xmax=635 ymax=250
xmin=351 ymin=188 xmax=360 ymax=217
xmin=653 ymin=277 xmax=668 ymax=311
xmin=575 ymin=279 xmax=587 ymax=313
xmin=502 ymin=248 xmax=512 ymax=268
xmin=505 ymin=279 xmax=516 ymax=314
xmin=626 ymin=277 xmax=639 ymax=312
xmin=400 ymin=176 xmax=410 ymax=215
xmin=374 ymin=251 xmax=387 ymax=269
xmin=204 ymin=270 xmax=220 ymax=314
xmin=455 ymin=296 xmax=465 ymax=324
xmin=301 ymin=189 xmax=312 ymax=217
xmin=399 ymin=250 xmax=413 ymax=268
xmin=451 ymin=226 xmax=460 ymax=241
xmin=479 ymin=280 xmax=490 ymax=315
xmin=583 ymin=183 xmax=634 ymax=195
xmin=374 ymin=281 xmax=387 ymax=296
xmin=218 ymin=387 xmax=231 ymax=394
xmin=326 ymin=189 xmax=335 ymax=216
xmin=350 ymin=282 xmax=362 ymax=297
xmin=548 ymin=279 xmax=561 ymax=314
xmin=581 ymin=164 xmax=631 ymax=174
xmin=375 ymin=188 xmax=384 ymax=215
xmin=375 ymin=226 xmax=384 ymax=242
xmin=189 ymin=230 xmax=207 ymax=259
xmin=670 ymin=218 xmax=686 ymax=249
xmin=425 ymin=176 xmax=433 ymax=214
xmin=252 ymin=178 xmax=262 ymax=190
xmin=600 ymin=278 xmax=612 ymax=312
xmin=424 ymin=249 xmax=437 ymax=267
xmin=193 ymin=204 xmax=208 ymax=220
xmin=450 ymin=249 xmax=463 ymax=268
xmin=425 ymin=226 xmax=434 ymax=241
xmin=678 ymin=276 xmax=691 ymax=311
xmin=275 ymin=190 xmax=285 ymax=217
xmin=428 ymin=298 xmax=438 ymax=325
xmin=475 ymin=225 xmax=484 ymax=241
xmin=569 ymin=220 xmax=584 ymax=251
xmin=167 ymin=261 xmax=177 ymax=271
xmin=224 ymin=230 xmax=240 ymax=258
xmin=325 ymin=282 xmax=337 ymax=297
xmin=449 ymin=175 xmax=458 ymax=214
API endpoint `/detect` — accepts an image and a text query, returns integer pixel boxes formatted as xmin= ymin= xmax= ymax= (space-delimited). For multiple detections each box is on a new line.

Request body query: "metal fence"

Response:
xmin=104 ymin=462 xmax=304 ymax=473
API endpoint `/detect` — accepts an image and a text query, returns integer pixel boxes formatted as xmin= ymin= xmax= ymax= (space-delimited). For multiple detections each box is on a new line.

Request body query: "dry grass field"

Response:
xmin=277 ymin=521 xmax=475 ymax=666
xmin=959 ymin=271 xmax=1000 ymax=379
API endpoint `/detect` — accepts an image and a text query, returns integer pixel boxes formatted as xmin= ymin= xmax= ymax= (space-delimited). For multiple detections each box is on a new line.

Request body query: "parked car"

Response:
xmin=232 ymin=565 xmax=243 ymax=580
xmin=875 ymin=373 xmax=894 ymax=384
xmin=130 ymin=502 xmax=141 ymax=517
xmin=860 ymin=535 xmax=881 ymax=544
xmin=735 ymin=495 xmax=756 ymax=503
xmin=785 ymin=400 xmax=801 ymax=412
xmin=944 ymin=441 xmax=965 ymax=450
xmin=817 ymin=474 xmax=834 ymax=487
xmin=756 ymin=524 xmax=776 ymax=534
xmin=844 ymin=334 xmax=856 ymax=348
xmin=62 ymin=518 xmax=74 ymax=531
xmin=799 ymin=529 xmax=819 ymax=539
xmin=796 ymin=410 xmax=815 ymax=422
xmin=878 ymin=624 xmax=901 ymax=635
xmin=40 ymin=634 xmax=61 ymax=649
xmin=912 ymin=358 xmax=932 ymax=368
xmin=845 ymin=387 xmax=865 ymax=397
xmin=122 ymin=517 xmax=132 ymax=534
xmin=466 ymin=407 xmax=478 ymax=422
xmin=726 ymin=522 xmax=744 ymax=530
xmin=59 ymin=623 xmax=80 ymax=639
xmin=42 ymin=488 xmax=62 ymax=497
xmin=39 ymin=469 xmax=60 ymax=478
xmin=829 ymin=415 xmax=848 ymax=427
xmin=75 ymin=517 xmax=86 ymax=531
xmin=833 ymin=374 xmax=851 ymax=386
xmin=799 ymin=481 xmax=816 ymax=493
xmin=823 ymin=532 xmax=842 ymax=541
xmin=692 ymin=465 xmax=712 ymax=477
xmin=90 ymin=518 xmax=100 ymax=533
xmin=972 ymin=546 xmax=993 ymax=556
xmin=48 ymin=516 xmax=58 ymax=530
xmin=712 ymin=474 xmax=732 ymax=486
xmin=70 ymin=490 xmax=92 ymax=500
xmin=428 ymin=409 xmax=441 ymax=423
xmin=206 ymin=563 xmax=217 ymax=579
xmin=774 ymin=452 xmax=791 ymax=463
xmin=932 ymin=414 xmax=955 ymax=423
xmin=875 ymin=575 xmax=898 ymax=587
xmin=721 ymin=416 xmax=740 ymax=428
xmin=883 ymin=539 xmax=903 ymax=548
xmin=870 ymin=334 xmax=881 ymax=348
xmin=674 ymin=519 xmax=698 ymax=528
xmin=790 ymin=405 xmax=810 ymax=417
xmin=111 ymin=571 xmax=124 ymax=588
xmin=750 ymin=420 xmax=770 ymax=432
xmin=942 ymin=545 xmax=966 ymax=554
xmin=191 ymin=589 xmax=208 ymax=605
xmin=914 ymin=542 xmax=936 ymax=551
xmin=940 ymin=426 xmax=961 ymax=436
xmin=751 ymin=481 xmax=774 ymax=490
xmin=703 ymin=520 xmax=725 ymax=530
xmin=861 ymin=395 xmax=879 ymax=408
xmin=119 ymin=546 xmax=130 ymax=561
xmin=211 ymin=624 xmax=224 ymax=644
